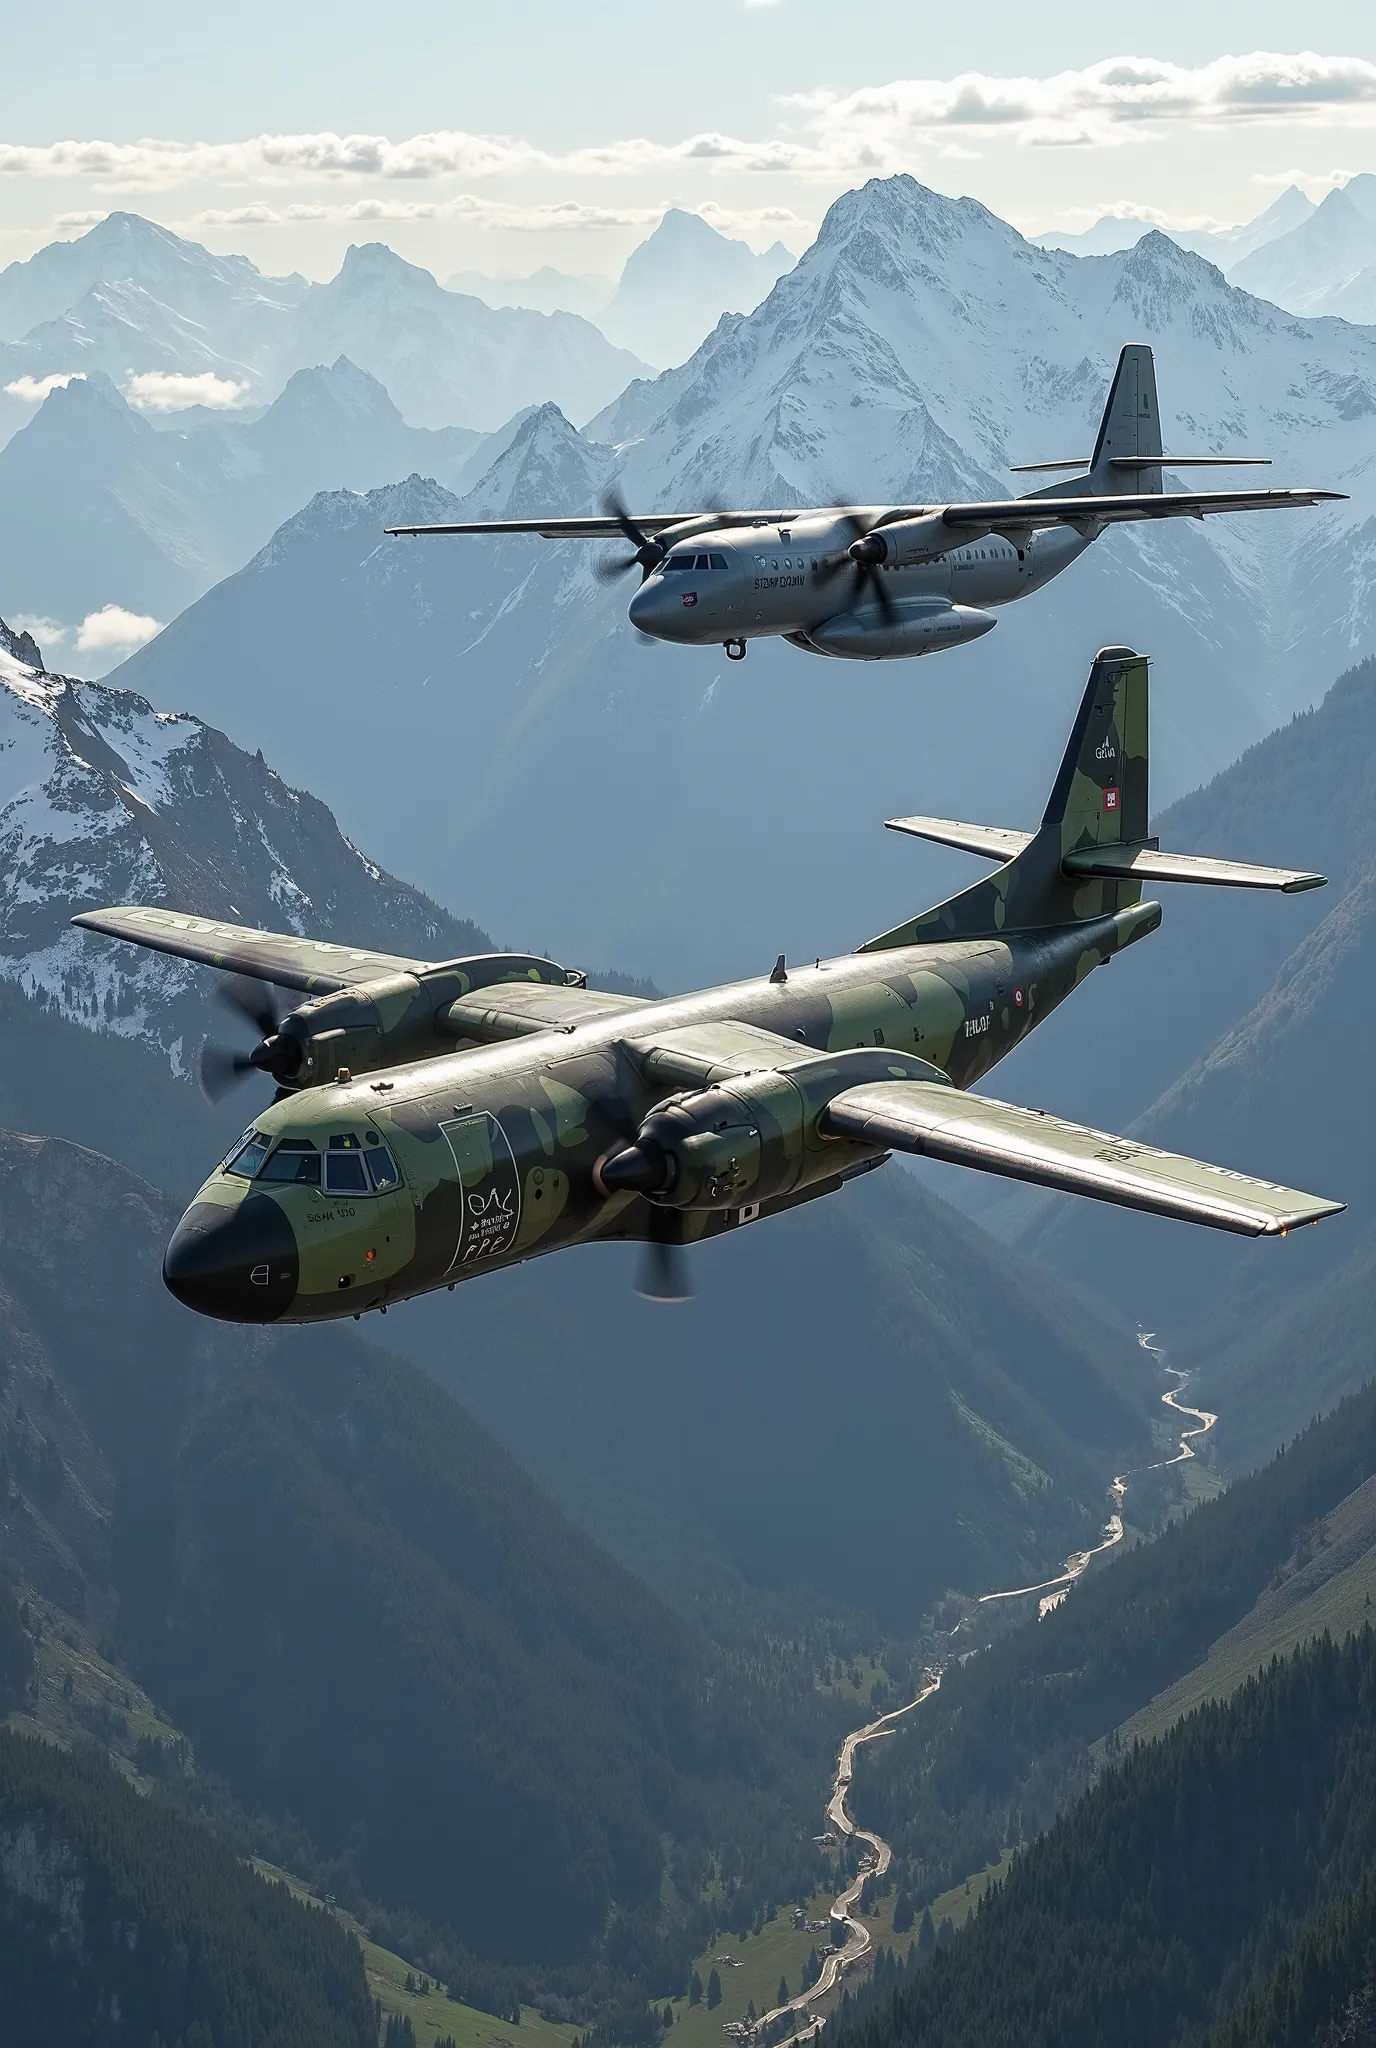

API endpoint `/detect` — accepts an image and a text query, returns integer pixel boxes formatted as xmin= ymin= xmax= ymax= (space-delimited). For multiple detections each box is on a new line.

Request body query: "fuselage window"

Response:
xmin=260 ymin=1138 xmax=321 ymax=1186
xmin=225 ymin=1130 xmax=271 ymax=1178
xmin=709 ymin=552 xmax=727 ymax=570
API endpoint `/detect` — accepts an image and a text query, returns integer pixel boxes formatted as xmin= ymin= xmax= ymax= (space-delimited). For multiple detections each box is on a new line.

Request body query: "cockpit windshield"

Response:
xmin=224 ymin=1130 xmax=271 ymax=1178
xmin=662 ymin=552 xmax=726 ymax=573
xmin=222 ymin=1129 xmax=400 ymax=1193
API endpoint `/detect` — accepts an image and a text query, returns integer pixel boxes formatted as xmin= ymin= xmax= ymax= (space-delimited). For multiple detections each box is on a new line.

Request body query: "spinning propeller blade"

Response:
xmin=194 ymin=974 xmax=298 ymax=1104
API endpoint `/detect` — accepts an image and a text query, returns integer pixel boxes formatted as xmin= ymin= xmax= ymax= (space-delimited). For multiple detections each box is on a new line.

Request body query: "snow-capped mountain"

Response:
xmin=1230 ymin=180 xmax=1376 ymax=323
xmin=596 ymin=210 xmax=795 ymax=368
xmin=0 ymin=214 xmax=649 ymax=439
xmin=0 ymin=359 xmax=483 ymax=653
xmin=109 ymin=176 xmax=1376 ymax=992
xmin=0 ymin=612 xmax=488 ymax=1062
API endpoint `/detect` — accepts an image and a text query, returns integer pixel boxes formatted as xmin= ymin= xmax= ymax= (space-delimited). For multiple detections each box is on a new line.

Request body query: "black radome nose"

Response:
xmin=163 ymin=1195 xmax=299 ymax=1322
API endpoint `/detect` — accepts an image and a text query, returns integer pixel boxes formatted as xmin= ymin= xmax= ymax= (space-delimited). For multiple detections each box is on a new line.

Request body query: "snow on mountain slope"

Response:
xmin=0 ymin=360 xmax=481 ymax=652
xmin=0 ymin=613 xmax=488 ymax=1064
xmin=597 ymin=210 xmax=795 ymax=368
xmin=0 ymin=212 xmax=307 ymax=349
xmin=112 ymin=177 xmax=1376 ymax=994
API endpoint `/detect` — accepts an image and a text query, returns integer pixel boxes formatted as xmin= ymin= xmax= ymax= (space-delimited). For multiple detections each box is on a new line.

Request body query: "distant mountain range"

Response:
xmin=0 ymin=211 xmax=647 ymax=442
xmin=0 ymin=356 xmax=490 ymax=642
xmin=1040 ymin=174 xmax=1376 ymax=325
xmin=451 ymin=210 xmax=795 ymax=367
xmin=113 ymin=175 xmax=1376 ymax=999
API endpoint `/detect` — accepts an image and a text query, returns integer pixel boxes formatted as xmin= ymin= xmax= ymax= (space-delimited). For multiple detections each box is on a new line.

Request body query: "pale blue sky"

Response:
xmin=5 ymin=2 xmax=1376 ymax=277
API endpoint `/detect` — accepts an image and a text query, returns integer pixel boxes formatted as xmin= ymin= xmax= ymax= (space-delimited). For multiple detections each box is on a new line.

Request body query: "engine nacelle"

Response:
xmin=597 ymin=1049 xmax=948 ymax=1210
xmin=857 ymin=513 xmax=953 ymax=566
xmin=802 ymin=603 xmax=996 ymax=661
xmin=271 ymin=955 xmax=572 ymax=1087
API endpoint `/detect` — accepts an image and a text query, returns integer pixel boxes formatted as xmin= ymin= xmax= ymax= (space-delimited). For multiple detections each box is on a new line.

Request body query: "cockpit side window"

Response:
xmin=225 ymin=1130 xmax=271 ymax=1179
xmin=324 ymin=1133 xmax=369 ymax=1194
xmin=663 ymin=553 xmax=697 ymax=573
xmin=709 ymin=553 xmax=727 ymax=570
xmin=365 ymin=1144 xmax=400 ymax=1191
xmin=260 ymin=1138 xmax=321 ymax=1186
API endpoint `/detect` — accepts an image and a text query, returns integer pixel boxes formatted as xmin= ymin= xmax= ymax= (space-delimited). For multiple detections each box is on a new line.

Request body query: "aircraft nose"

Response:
xmin=628 ymin=580 xmax=670 ymax=635
xmin=163 ymin=1194 xmax=299 ymax=1323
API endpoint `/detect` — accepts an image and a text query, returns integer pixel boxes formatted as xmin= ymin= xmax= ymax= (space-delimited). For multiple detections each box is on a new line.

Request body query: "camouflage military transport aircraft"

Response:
xmin=386 ymin=345 xmax=1342 ymax=664
xmin=76 ymin=647 xmax=1342 ymax=1323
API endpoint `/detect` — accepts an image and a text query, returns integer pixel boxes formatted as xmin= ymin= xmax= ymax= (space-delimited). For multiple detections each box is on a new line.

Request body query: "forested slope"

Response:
xmin=840 ymin=1626 xmax=1376 ymax=2048
xmin=853 ymin=1374 xmax=1376 ymax=1903
xmin=0 ymin=1728 xmax=375 ymax=2048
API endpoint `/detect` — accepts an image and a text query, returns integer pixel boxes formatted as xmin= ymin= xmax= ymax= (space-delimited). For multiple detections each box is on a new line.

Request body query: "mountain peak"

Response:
xmin=459 ymin=401 xmax=608 ymax=520
xmin=0 ymin=614 xmax=46 ymax=676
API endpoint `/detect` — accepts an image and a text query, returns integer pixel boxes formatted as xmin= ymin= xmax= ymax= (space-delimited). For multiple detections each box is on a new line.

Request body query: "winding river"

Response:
xmin=748 ymin=1333 xmax=1216 ymax=2048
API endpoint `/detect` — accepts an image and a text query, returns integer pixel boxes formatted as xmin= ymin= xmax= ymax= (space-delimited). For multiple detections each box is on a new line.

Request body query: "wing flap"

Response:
xmin=821 ymin=1081 xmax=1343 ymax=1236
xmin=885 ymin=816 xmax=1033 ymax=861
xmin=1062 ymin=845 xmax=1326 ymax=893
xmin=72 ymin=907 xmax=428 ymax=994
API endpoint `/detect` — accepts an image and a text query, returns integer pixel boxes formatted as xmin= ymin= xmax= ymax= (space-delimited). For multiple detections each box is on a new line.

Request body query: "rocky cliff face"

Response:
xmin=0 ymin=613 xmax=488 ymax=1065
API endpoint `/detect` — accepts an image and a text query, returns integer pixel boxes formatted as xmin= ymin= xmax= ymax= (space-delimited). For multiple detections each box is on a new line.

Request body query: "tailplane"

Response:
xmin=861 ymin=646 xmax=1324 ymax=952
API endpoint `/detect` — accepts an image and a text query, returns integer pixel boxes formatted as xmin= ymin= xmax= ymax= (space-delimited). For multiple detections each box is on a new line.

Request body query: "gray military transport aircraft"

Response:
xmin=74 ymin=646 xmax=1341 ymax=1321
xmin=386 ymin=344 xmax=1341 ymax=662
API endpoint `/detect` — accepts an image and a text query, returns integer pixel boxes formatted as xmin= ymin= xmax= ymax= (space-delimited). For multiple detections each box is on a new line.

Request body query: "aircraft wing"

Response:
xmin=71 ymin=907 xmax=430 ymax=995
xmin=820 ymin=1081 xmax=1343 ymax=1236
xmin=934 ymin=486 xmax=1343 ymax=534
xmin=385 ymin=512 xmax=799 ymax=540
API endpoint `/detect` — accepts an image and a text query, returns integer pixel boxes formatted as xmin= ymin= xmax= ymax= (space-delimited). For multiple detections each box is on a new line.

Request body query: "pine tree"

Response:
xmin=892 ymin=1891 xmax=914 ymax=1935
xmin=707 ymin=1970 xmax=722 ymax=2010
xmin=777 ymin=1977 xmax=790 ymax=2008
xmin=690 ymin=1971 xmax=704 ymax=2006
xmin=917 ymin=1906 xmax=936 ymax=1953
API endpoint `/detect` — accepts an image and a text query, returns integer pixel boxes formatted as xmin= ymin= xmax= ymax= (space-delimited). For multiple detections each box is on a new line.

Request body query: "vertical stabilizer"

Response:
xmin=1089 ymin=344 xmax=1162 ymax=495
xmin=861 ymin=648 xmax=1152 ymax=948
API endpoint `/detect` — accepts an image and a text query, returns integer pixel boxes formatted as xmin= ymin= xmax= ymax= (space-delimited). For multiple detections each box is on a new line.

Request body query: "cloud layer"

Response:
xmin=74 ymin=605 xmax=163 ymax=654
xmin=122 ymin=371 xmax=249 ymax=411
xmin=6 ymin=53 xmax=1375 ymax=204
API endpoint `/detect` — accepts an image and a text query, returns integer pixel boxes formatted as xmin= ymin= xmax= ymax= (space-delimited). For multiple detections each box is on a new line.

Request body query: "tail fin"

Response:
xmin=861 ymin=648 xmax=1151 ymax=949
xmin=1089 ymin=344 xmax=1162 ymax=495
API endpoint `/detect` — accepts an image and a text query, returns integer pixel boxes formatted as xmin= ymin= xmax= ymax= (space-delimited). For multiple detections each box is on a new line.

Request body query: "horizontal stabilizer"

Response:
xmin=820 ymin=1082 xmax=1344 ymax=1236
xmin=1061 ymin=844 xmax=1326 ymax=893
xmin=1009 ymin=456 xmax=1272 ymax=474
xmin=884 ymin=816 xmax=1033 ymax=861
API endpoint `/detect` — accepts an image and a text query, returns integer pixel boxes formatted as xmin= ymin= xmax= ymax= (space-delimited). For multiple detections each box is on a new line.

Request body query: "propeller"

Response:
xmin=595 ymin=1132 xmax=694 ymax=1302
xmin=194 ymin=974 xmax=301 ymax=1103
xmin=813 ymin=511 xmax=899 ymax=625
xmin=637 ymin=1218 xmax=693 ymax=1304
xmin=594 ymin=491 xmax=668 ymax=584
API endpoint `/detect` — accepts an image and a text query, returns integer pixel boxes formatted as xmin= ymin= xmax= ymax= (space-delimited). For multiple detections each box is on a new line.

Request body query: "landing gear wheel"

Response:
xmin=724 ymin=638 xmax=747 ymax=662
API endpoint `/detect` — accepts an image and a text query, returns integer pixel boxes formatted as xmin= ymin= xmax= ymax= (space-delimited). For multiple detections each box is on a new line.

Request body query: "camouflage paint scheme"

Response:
xmin=75 ymin=647 xmax=1343 ymax=1325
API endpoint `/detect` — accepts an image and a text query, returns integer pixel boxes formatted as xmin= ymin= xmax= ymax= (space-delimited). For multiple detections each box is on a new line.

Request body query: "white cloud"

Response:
xmin=75 ymin=605 xmax=163 ymax=653
xmin=790 ymin=52 xmax=1376 ymax=156
xmin=0 ymin=56 xmax=1370 ymax=216
xmin=184 ymin=194 xmax=811 ymax=241
xmin=121 ymin=371 xmax=250 ymax=412
xmin=10 ymin=613 xmax=66 ymax=647
xmin=4 ymin=371 xmax=84 ymax=403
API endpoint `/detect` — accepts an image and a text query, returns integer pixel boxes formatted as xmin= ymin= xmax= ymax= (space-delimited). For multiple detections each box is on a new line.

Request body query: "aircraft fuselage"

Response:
xmin=162 ymin=904 xmax=1152 ymax=1325
xmin=626 ymin=512 xmax=1091 ymax=657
